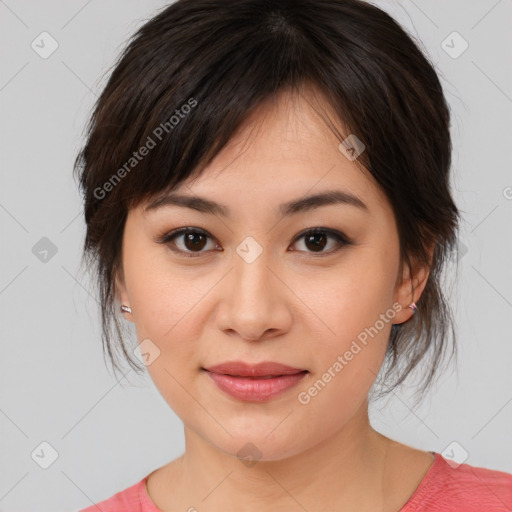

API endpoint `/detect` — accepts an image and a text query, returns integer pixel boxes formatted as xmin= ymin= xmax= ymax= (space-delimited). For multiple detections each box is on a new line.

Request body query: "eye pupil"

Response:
xmin=305 ymin=232 xmax=327 ymax=252
xmin=185 ymin=232 xmax=207 ymax=251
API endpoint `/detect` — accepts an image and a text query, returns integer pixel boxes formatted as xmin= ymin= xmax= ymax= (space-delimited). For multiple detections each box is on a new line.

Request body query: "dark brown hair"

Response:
xmin=74 ymin=0 xmax=461 ymax=404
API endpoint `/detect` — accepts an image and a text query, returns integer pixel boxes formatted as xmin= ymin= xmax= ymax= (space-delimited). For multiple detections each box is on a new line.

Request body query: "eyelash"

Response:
xmin=155 ymin=226 xmax=353 ymax=259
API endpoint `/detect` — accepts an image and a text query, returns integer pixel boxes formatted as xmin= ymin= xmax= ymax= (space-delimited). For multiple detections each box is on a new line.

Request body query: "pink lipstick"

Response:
xmin=202 ymin=361 xmax=308 ymax=402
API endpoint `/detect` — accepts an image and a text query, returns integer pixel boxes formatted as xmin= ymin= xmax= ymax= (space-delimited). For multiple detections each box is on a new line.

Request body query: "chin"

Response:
xmin=210 ymin=430 xmax=314 ymax=465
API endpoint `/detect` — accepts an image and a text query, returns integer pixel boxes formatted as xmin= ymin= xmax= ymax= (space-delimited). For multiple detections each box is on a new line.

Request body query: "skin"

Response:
xmin=116 ymin=87 xmax=435 ymax=512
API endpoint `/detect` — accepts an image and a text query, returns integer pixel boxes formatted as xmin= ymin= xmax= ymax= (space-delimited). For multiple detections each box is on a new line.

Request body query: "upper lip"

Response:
xmin=203 ymin=361 xmax=307 ymax=377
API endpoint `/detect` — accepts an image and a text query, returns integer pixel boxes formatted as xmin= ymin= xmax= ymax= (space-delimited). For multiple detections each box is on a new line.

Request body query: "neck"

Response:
xmin=167 ymin=403 xmax=394 ymax=511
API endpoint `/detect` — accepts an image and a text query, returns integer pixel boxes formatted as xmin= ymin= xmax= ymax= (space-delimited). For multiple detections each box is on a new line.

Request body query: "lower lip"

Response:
xmin=204 ymin=370 xmax=308 ymax=402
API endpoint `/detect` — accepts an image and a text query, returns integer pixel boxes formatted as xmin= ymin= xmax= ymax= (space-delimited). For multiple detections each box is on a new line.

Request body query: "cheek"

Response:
xmin=124 ymin=250 xmax=208 ymax=414
xmin=124 ymin=244 xmax=210 ymax=340
xmin=294 ymin=251 xmax=397 ymax=389
xmin=299 ymin=248 xmax=397 ymax=334
xmin=294 ymin=288 xmax=393 ymax=423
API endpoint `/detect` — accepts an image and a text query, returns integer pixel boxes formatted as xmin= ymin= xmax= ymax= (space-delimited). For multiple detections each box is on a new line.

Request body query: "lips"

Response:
xmin=203 ymin=360 xmax=307 ymax=378
xmin=202 ymin=361 xmax=308 ymax=402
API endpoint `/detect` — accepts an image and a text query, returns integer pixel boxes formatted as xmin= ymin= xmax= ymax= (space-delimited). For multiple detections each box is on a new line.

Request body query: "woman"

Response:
xmin=75 ymin=0 xmax=512 ymax=510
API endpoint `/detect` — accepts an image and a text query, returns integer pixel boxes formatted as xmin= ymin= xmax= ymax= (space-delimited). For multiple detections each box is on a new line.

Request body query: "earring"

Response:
xmin=408 ymin=302 xmax=417 ymax=312
xmin=120 ymin=304 xmax=132 ymax=314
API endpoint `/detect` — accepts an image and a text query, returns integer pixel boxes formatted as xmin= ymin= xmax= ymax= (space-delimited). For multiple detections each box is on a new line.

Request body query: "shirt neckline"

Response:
xmin=398 ymin=451 xmax=442 ymax=511
xmin=139 ymin=451 xmax=442 ymax=512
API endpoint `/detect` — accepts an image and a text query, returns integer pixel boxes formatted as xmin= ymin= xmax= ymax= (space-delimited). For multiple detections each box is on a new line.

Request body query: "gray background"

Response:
xmin=1 ymin=1 xmax=511 ymax=511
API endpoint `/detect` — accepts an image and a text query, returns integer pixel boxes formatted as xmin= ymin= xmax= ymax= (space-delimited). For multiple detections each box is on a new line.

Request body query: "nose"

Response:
xmin=215 ymin=251 xmax=293 ymax=342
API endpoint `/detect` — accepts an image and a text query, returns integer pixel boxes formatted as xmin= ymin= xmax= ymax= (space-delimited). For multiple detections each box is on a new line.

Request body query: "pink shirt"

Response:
xmin=79 ymin=452 xmax=512 ymax=511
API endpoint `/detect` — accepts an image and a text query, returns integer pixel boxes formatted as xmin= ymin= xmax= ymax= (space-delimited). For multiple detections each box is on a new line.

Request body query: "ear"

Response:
xmin=392 ymin=242 xmax=435 ymax=325
xmin=115 ymin=266 xmax=133 ymax=321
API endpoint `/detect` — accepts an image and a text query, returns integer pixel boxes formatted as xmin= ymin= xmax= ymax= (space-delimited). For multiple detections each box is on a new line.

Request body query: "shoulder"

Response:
xmin=402 ymin=452 xmax=512 ymax=511
xmin=78 ymin=477 xmax=151 ymax=512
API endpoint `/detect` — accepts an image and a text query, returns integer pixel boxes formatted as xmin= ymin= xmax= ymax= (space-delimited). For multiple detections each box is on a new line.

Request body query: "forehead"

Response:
xmin=141 ymin=88 xmax=389 ymax=218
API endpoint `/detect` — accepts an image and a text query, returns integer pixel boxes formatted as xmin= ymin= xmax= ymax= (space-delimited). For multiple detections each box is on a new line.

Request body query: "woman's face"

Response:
xmin=117 ymin=89 xmax=426 ymax=461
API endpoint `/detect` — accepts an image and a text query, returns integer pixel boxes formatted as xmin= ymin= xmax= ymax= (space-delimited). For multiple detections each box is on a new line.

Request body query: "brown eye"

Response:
xmin=290 ymin=228 xmax=352 ymax=256
xmin=304 ymin=232 xmax=328 ymax=252
xmin=182 ymin=231 xmax=208 ymax=251
xmin=156 ymin=226 xmax=352 ymax=259
xmin=158 ymin=227 xmax=218 ymax=257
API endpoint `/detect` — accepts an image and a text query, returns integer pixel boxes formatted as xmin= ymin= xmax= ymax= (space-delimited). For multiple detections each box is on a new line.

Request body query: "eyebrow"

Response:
xmin=144 ymin=190 xmax=368 ymax=217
